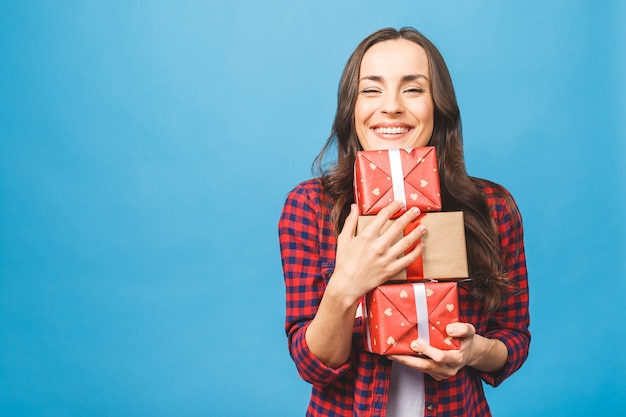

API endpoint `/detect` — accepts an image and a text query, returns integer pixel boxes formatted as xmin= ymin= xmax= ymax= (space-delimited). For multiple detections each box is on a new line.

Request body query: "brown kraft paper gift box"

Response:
xmin=356 ymin=211 xmax=469 ymax=281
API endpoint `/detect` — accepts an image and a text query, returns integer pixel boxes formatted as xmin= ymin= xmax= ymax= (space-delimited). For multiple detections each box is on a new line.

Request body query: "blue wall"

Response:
xmin=1 ymin=1 xmax=624 ymax=416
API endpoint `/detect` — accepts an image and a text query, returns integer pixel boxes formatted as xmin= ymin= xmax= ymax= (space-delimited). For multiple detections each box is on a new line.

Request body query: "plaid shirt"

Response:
xmin=278 ymin=178 xmax=530 ymax=417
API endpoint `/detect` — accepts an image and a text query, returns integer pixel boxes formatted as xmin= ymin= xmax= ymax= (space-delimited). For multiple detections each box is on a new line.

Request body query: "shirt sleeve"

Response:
xmin=478 ymin=186 xmax=531 ymax=387
xmin=278 ymin=183 xmax=352 ymax=386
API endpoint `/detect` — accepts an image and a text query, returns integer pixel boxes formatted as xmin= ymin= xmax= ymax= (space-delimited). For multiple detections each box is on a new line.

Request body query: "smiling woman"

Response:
xmin=278 ymin=27 xmax=530 ymax=417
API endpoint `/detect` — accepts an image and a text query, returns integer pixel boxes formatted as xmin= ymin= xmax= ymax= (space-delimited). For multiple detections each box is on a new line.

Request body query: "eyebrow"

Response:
xmin=359 ymin=74 xmax=429 ymax=82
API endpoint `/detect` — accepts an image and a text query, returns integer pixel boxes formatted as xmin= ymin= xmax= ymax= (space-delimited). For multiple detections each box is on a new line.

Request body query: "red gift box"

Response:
xmin=363 ymin=282 xmax=460 ymax=355
xmin=354 ymin=147 xmax=441 ymax=217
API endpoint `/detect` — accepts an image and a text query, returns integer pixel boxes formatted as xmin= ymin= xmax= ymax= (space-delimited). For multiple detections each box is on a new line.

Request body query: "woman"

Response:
xmin=278 ymin=27 xmax=530 ymax=416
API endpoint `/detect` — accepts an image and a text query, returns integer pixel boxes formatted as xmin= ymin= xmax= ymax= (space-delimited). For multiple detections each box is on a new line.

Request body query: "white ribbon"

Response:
xmin=363 ymin=298 xmax=373 ymax=352
xmin=412 ymin=283 xmax=430 ymax=346
xmin=388 ymin=148 xmax=406 ymax=208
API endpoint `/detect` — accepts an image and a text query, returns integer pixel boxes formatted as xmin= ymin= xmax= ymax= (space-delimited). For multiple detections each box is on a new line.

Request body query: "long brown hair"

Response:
xmin=313 ymin=27 xmax=510 ymax=311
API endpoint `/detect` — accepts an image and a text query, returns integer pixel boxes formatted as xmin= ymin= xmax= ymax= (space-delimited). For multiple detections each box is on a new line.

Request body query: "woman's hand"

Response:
xmin=387 ymin=322 xmax=508 ymax=381
xmin=327 ymin=201 xmax=426 ymax=306
xmin=306 ymin=201 xmax=426 ymax=368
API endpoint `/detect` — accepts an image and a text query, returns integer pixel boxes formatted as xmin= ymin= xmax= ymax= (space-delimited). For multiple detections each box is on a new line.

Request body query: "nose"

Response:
xmin=381 ymin=91 xmax=403 ymax=115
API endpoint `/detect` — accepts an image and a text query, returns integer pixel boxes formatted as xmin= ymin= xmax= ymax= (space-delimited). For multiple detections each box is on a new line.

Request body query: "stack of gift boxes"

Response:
xmin=354 ymin=147 xmax=469 ymax=355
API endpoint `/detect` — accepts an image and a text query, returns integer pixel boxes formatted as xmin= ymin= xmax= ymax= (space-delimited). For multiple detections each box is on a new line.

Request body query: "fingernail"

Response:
xmin=410 ymin=340 xmax=421 ymax=350
xmin=447 ymin=323 xmax=458 ymax=335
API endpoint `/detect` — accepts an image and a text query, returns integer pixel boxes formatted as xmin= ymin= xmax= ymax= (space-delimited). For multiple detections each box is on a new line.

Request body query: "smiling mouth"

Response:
xmin=373 ymin=126 xmax=410 ymax=135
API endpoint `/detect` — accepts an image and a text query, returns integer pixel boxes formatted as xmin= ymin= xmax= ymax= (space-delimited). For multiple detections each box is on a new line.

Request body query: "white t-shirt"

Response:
xmin=386 ymin=360 xmax=425 ymax=417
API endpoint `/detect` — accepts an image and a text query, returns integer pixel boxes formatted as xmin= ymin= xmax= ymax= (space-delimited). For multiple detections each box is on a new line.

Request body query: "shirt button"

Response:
xmin=426 ymin=404 xmax=435 ymax=411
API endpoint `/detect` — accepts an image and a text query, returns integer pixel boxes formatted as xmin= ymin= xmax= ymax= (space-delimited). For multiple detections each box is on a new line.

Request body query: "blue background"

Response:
xmin=1 ymin=1 xmax=624 ymax=416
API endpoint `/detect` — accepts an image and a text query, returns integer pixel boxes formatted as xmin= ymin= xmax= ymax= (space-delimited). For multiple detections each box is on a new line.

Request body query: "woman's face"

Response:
xmin=354 ymin=39 xmax=435 ymax=151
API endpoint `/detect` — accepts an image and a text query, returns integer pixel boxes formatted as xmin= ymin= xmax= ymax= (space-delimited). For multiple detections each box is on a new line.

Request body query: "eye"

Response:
xmin=359 ymin=88 xmax=381 ymax=95
xmin=404 ymin=87 xmax=425 ymax=95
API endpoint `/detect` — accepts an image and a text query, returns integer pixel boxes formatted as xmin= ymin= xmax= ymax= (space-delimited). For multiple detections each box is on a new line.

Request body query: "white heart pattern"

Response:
xmin=446 ymin=304 xmax=454 ymax=312
xmin=384 ymin=308 xmax=393 ymax=316
xmin=420 ymin=179 xmax=428 ymax=187
xmin=372 ymin=188 xmax=380 ymax=196
xmin=399 ymin=290 xmax=408 ymax=298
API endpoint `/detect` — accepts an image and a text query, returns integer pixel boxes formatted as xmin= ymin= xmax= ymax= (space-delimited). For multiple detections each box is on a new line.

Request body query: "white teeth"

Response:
xmin=374 ymin=127 xmax=409 ymax=134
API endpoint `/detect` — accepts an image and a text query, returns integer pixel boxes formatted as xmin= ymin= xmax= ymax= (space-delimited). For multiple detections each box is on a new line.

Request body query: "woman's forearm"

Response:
xmin=304 ymin=277 xmax=361 ymax=369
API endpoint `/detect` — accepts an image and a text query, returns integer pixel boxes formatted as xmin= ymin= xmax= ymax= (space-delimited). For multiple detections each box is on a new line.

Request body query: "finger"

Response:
xmin=389 ymin=220 xmax=426 ymax=258
xmin=410 ymin=340 xmax=446 ymax=363
xmin=375 ymin=207 xmax=423 ymax=252
xmin=382 ymin=224 xmax=426 ymax=269
xmin=388 ymin=354 xmax=453 ymax=381
xmin=358 ymin=202 xmax=418 ymax=243
xmin=360 ymin=201 xmax=405 ymax=237
xmin=446 ymin=322 xmax=476 ymax=338
xmin=380 ymin=200 xmax=405 ymax=218
xmin=338 ymin=204 xmax=360 ymax=241
xmin=387 ymin=354 xmax=434 ymax=370
xmin=386 ymin=241 xmax=423 ymax=274
xmin=384 ymin=206 xmax=421 ymax=237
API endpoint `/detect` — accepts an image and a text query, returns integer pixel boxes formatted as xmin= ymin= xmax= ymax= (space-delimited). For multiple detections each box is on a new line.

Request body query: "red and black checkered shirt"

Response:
xmin=278 ymin=178 xmax=530 ymax=416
